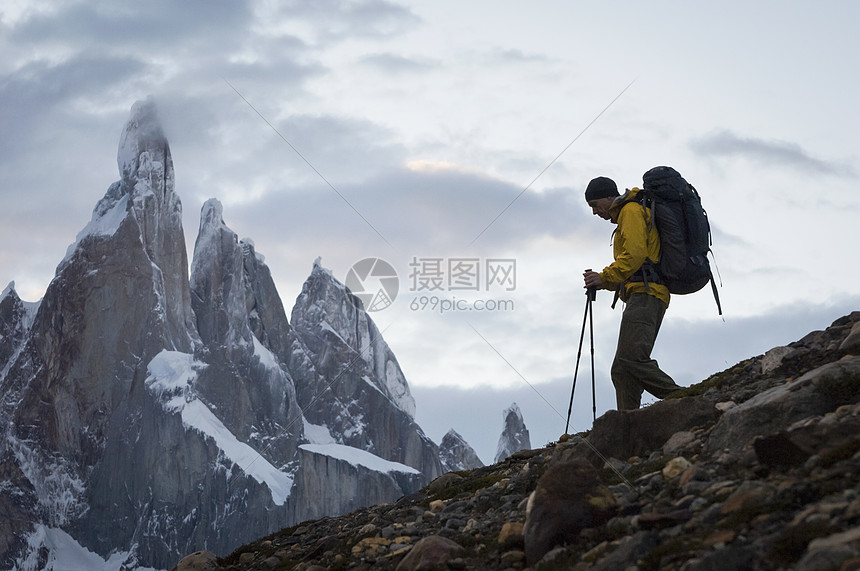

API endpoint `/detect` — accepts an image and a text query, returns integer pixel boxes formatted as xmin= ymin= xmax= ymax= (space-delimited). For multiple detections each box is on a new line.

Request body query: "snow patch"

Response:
xmin=299 ymin=443 xmax=420 ymax=475
xmin=145 ymin=350 xmax=293 ymax=505
xmin=252 ymin=336 xmax=280 ymax=371
xmin=181 ymin=400 xmax=293 ymax=505
xmin=319 ymin=320 xmax=348 ymax=345
xmin=16 ymin=525 xmax=159 ymax=571
xmin=64 ymin=194 xmax=130 ymax=260
xmin=145 ymin=350 xmax=201 ymax=412
xmin=303 ymin=419 xmax=337 ymax=445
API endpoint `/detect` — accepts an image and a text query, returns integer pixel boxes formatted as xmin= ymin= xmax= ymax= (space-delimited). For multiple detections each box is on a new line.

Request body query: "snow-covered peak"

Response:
xmin=63 ymin=98 xmax=183 ymax=273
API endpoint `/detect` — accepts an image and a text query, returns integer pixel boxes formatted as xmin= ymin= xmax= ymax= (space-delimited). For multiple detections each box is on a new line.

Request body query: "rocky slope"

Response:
xmin=174 ymin=311 xmax=860 ymax=570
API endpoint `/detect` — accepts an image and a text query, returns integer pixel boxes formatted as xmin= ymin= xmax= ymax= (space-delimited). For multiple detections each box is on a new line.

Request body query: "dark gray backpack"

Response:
xmin=639 ymin=166 xmax=722 ymax=314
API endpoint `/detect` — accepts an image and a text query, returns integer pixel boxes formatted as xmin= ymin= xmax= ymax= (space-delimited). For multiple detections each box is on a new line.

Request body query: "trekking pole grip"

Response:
xmin=584 ymin=269 xmax=597 ymax=301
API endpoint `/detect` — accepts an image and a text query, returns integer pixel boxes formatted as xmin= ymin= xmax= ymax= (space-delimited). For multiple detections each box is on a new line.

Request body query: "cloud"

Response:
xmin=266 ymin=0 xmax=420 ymax=42
xmin=689 ymin=129 xmax=855 ymax=177
xmin=357 ymin=52 xmax=438 ymax=74
xmin=0 ymin=55 xmax=147 ymax=158
xmin=8 ymin=1 xmax=256 ymax=49
xmin=219 ymin=166 xmax=590 ymax=260
xmin=487 ymin=48 xmax=553 ymax=65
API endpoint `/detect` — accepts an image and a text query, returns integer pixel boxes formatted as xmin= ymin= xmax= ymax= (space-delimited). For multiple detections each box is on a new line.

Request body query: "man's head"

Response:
xmin=585 ymin=176 xmax=619 ymax=222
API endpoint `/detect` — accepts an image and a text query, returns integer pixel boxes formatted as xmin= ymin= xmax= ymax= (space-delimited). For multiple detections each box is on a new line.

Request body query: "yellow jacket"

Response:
xmin=599 ymin=188 xmax=670 ymax=306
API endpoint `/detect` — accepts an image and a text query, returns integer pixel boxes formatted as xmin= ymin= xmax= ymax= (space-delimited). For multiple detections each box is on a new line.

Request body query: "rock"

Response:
xmin=762 ymin=346 xmax=795 ymax=374
xmin=636 ymin=509 xmax=693 ymax=530
xmin=427 ymin=472 xmax=464 ymax=496
xmin=707 ymin=356 xmax=860 ymax=454
xmin=352 ymin=537 xmax=391 ymax=557
xmin=704 ymin=529 xmax=736 ymax=547
xmin=662 ymin=457 xmax=692 ymax=479
xmin=590 ymin=531 xmax=659 ymax=570
xmin=499 ymin=549 xmax=526 ymax=568
xmin=715 ymin=401 xmax=737 ymax=412
xmin=720 ymin=481 xmax=775 ymax=516
xmin=840 ymin=321 xmax=860 ymax=354
xmin=663 ymin=431 xmax=696 ymax=456
xmin=686 ymin=546 xmax=755 ymax=571
xmin=394 ymin=535 xmax=464 ymax=571
xmin=795 ymin=547 xmax=856 ymax=571
xmin=170 ymin=550 xmax=218 ymax=571
xmin=753 ymin=432 xmax=812 ymax=467
xmin=498 ymin=522 xmax=524 ymax=551
xmin=523 ymin=457 xmax=616 ymax=566
xmin=586 ymin=396 xmax=719 ymax=460
xmin=808 ymin=526 xmax=860 ymax=551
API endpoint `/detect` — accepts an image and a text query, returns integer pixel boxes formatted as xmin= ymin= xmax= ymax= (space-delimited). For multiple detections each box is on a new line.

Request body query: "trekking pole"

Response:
xmin=588 ymin=284 xmax=597 ymax=421
xmin=565 ymin=271 xmax=595 ymax=434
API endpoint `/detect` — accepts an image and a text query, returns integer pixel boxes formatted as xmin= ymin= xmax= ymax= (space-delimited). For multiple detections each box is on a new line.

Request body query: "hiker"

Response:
xmin=582 ymin=176 xmax=681 ymax=411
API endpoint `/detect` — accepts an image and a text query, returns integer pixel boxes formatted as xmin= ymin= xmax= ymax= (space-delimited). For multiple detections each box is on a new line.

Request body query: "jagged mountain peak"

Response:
xmin=190 ymin=197 xmax=251 ymax=350
xmin=439 ymin=429 xmax=484 ymax=473
xmin=1 ymin=280 xmax=15 ymax=299
xmin=118 ymin=96 xmax=169 ymax=186
xmin=0 ymin=281 xmax=34 ymax=376
xmin=292 ymin=258 xmax=416 ymax=420
xmin=494 ymin=402 xmax=531 ymax=463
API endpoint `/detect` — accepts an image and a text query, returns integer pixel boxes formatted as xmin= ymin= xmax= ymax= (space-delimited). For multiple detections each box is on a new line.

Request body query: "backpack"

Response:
xmin=636 ymin=166 xmax=722 ymax=314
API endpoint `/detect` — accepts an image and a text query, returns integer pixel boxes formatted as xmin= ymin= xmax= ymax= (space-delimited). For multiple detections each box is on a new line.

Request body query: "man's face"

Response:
xmin=588 ymin=197 xmax=614 ymax=221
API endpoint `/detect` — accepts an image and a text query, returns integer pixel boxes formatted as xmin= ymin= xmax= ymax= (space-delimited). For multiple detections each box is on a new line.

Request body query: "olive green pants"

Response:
xmin=611 ymin=293 xmax=680 ymax=410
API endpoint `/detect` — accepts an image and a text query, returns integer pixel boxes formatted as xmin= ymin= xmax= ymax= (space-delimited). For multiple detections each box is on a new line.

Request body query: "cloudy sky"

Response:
xmin=2 ymin=1 xmax=859 ymax=463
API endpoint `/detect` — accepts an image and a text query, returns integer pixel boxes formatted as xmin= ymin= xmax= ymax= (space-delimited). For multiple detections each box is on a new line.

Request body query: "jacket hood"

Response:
xmin=609 ymin=186 xmax=643 ymax=218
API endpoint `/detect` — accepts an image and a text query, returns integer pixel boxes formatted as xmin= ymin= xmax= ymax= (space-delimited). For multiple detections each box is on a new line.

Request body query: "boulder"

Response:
xmin=587 ymin=396 xmax=719 ymax=461
xmin=395 ymin=535 xmax=464 ymax=571
xmin=708 ymin=356 xmax=860 ymax=454
xmin=841 ymin=321 xmax=860 ymax=354
xmin=523 ymin=457 xmax=616 ymax=566
xmin=170 ymin=550 xmax=218 ymax=571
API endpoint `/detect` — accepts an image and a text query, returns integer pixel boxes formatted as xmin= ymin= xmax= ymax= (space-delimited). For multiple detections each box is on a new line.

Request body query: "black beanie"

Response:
xmin=584 ymin=176 xmax=619 ymax=201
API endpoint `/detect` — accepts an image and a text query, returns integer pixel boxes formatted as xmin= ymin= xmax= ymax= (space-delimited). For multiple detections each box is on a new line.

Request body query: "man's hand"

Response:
xmin=583 ymin=270 xmax=603 ymax=290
